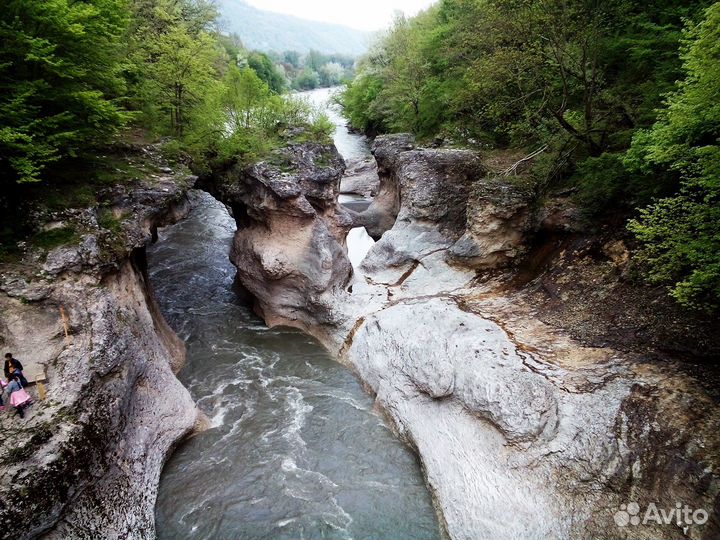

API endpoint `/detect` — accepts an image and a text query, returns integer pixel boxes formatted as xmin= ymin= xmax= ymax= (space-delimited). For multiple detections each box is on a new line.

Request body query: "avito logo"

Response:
xmin=614 ymin=501 xmax=708 ymax=534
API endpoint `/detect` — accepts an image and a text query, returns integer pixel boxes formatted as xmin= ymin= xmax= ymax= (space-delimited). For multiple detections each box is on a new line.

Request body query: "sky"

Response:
xmin=243 ymin=0 xmax=437 ymax=31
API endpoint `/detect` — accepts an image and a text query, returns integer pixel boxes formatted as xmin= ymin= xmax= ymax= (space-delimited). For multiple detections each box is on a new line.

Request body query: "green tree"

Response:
xmin=0 ymin=0 xmax=131 ymax=183
xmin=282 ymin=50 xmax=301 ymax=69
xmin=127 ymin=0 xmax=222 ymax=136
xmin=223 ymin=66 xmax=272 ymax=130
xmin=247 ymin=51 xmax=287 ymax=93
xmin=627 ymin=3 xmax=720 ymax=311
xmin=305 ymin=50 xmax=325 ymax=71
xmin=318 ymin=62 xmax=344 ymax=87
xmin=339 ymin=73 xmax=388 ymax=134
xmin=294 ymin=68 xmax=320 ymax=90
xmin=142 ymin=24 xmax=219 ymax=136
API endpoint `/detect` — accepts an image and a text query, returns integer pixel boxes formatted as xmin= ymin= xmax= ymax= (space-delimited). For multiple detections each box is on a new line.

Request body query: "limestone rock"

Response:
xmin=0 ymin=172 xmax=199 ymax=540
xmin=448 ymin=178 xmax=535 ymax=269
xmin=200 ymin=140 xmax=353 ymax=332
xmin=351 ymin=134 xmax=415 ymax=239
xmin=360 ymin=136 xmax=485 ymax=282
xmin=340 ymin=157 xmax=379 ymax=197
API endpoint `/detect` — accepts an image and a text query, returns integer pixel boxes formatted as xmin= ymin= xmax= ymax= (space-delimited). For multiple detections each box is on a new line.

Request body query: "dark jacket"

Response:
xmin=4 ymin=357 xmax=23 ymax=379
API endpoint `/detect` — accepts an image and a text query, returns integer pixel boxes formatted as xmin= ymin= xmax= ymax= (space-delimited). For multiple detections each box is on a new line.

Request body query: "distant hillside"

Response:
xmin=217 ymin=1 xmax=372 ymax=56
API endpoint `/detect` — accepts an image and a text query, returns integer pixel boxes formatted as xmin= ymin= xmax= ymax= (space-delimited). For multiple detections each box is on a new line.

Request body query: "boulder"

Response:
xmin=448 ymin=178 xmax=535 ymax=269
xmin=339 ymin=157 xmax=379 ymax=197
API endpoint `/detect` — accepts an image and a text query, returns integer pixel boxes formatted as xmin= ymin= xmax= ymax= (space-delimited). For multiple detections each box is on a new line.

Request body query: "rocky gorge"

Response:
xmin=201 ymin=131 xmax=720 ymax=540
xmin=1 ymin=124 xmax=719 ymax=539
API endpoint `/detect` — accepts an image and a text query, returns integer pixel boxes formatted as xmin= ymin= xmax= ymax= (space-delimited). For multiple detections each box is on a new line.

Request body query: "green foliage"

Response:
xmin=627 ymin=3 xmax=720 ymax=311
xmin=273 ymin=49 xmax=356 ymax=90
xmin=575 ymin=153 xmax=668 ymax=214
xmin=98 ymin=210 xmax=124 ymax=234
xmin=0 ymin=0 xmax=132 ymax=184
xmin=341 ymin=0 xmax=710 ymax=207
xmin=306 ymin=113 xmax=335 ymax=144
xmin=282 ymin=50 xmax=301 ymax=69
xmin=247 ymin=51 xmax=287 ymax=93
xmin=339 ymin=73 xmax=387 ymax=134
xmin=294 ymin=68 xmax=321 ymax=90
xmin=30 ymin=226 xmax=79 ymax=251
xmin=145 ymin=26 xmax=220 ymax=136
xmin=127 ymin=0 xmax=222 ymax=137
xmin=0 ymin=0 xmax=341 ymax=259
xmin=180 ymin=66 xmax=334 ymax=169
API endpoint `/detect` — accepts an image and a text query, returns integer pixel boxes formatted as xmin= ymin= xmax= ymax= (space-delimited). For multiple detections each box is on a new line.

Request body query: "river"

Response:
xmin=150 ymin=88 xmax=441 ymax=540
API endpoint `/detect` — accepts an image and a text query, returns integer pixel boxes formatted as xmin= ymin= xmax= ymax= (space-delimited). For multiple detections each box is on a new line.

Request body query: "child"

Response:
xmin=7 ymin=374 xmax=31 ymax=418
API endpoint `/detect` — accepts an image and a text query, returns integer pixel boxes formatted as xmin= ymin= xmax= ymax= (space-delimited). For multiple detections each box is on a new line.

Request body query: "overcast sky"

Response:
xmin=244 ymin=0 xmax=437 ymax=31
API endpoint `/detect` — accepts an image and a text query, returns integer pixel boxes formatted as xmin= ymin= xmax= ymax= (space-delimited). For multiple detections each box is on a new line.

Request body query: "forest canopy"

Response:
xmin=0 ymin=0 xmax=337 ymax=185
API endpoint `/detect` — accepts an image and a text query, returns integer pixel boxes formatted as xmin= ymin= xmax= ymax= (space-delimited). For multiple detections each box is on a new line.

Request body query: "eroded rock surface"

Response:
xmin=350 ymin=134 xmax=414 ymax=239
xmin=220 ymin=132 xmax=720 ymax=540
xmin=340 ymin=157 xmax=379 ymax=197
xmin=448 ymin=178 xmax=535 ymax=269
xmin=0 ymin=171 xmax=200 ymax=540
xmin=199 ymin=141 xmax=354 ymax=335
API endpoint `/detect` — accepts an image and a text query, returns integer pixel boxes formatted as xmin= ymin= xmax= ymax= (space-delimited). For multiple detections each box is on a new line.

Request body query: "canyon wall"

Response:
xmin=0 ymin=170 xmax=200 ymax=540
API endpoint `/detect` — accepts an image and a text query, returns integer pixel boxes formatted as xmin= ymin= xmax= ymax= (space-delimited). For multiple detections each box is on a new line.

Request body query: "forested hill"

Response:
xmin=217 ymin=0 xmax=371 ymax=55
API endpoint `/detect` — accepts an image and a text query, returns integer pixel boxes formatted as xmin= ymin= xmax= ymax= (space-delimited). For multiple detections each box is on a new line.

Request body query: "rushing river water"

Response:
xmin=301 ymin=87 xmax=371 ymax=162
xmin=151 ymin=88 xmax=441 ymax=540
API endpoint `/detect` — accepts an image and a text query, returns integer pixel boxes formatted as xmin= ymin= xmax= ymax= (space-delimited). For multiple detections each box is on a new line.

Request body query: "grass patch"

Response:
xmin=30 ymin=226 xmax=79 ymax=251
xmin=265 ymin=152 xmax=296 ymax=173
xmin=40 ymin=184 xmax=98 ymax=213
xmin=97 ymin=209 xmax=124 ymax=234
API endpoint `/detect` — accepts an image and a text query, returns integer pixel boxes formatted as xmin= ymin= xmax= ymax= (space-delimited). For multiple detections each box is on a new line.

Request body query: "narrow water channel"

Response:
xmin=151 ymin=89 xmax=441 ymax=540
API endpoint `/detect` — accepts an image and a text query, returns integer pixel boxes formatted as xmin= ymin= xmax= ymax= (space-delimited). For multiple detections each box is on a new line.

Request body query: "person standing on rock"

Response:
xmin=6 ymin=373 xmax=31 ymax=418
xmin=4 ymin=353 xmax=28 ymax=387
